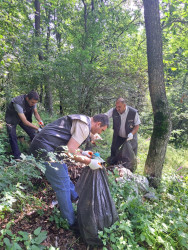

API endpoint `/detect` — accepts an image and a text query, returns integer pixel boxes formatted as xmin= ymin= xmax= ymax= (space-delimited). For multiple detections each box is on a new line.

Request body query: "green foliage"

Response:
xmin=0 ymin=222 xmax=47 ymax=249
xmin=99 ymin=170 xmax=188 ymax=249
xmin=0 ymin=155 xmax=44 ymax=192
xmin=0 ymin=155 xmax=45 ymax=215
xmin=0 ymin=0 xmax=146 ymax=115
xmin=0 ymin=127 xmax=9 ymax=164
xmin=0 ymin=117 xmax=187 ymax=249
xmin=161 ymin=1 xmax=188 ymax=147
xmin=49 ymin=207 xmax=69 ymax=230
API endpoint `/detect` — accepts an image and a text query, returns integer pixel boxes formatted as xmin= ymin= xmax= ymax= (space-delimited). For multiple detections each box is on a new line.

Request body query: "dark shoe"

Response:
xmin=69 ymin=221 xmax=80 ymax=235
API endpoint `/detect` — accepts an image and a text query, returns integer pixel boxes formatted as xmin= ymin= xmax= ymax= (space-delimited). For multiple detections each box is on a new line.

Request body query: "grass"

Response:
xmin=93 ymin=127 xmax=188 ymax=178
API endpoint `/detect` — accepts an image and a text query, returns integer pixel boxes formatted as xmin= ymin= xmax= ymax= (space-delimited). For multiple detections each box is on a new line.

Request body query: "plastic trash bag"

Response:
xmin=116 ymin=140 xmax=137 ymax=172
xmin=75 ymin=166 xmax=118 ymax=246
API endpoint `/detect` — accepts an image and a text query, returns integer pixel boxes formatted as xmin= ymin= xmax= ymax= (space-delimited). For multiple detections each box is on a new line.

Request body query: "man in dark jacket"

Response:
xmin=5 ymin=91 xmax=43 ymax=160
xmin=30 ymin=113 xmax=109 ymax=226
xmin=105 ymin=97 xmax=141 ymax=165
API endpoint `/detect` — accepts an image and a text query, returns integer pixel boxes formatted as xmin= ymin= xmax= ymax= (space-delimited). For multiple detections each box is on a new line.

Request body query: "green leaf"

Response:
xmin=110 ymin=233 xmax=116 ymax=243
xmin=6 ymin=230 xmax=13 ymax=237
xmin=31 ymin=245 xmax=41 ymax=250
xmin=171 ymin=67 xmax=177 ymax=71
xmin=145 ymin=237 xmax=153 ymax=246
xmin=12 ymin=242 xmax=22 ymax=250
xmin=18 ymin=231 xmax=29 ymax=241
xmin=34 ymin=231 xmax=47 ymax=244
xmin=34 ymin=227 xmax=41 ymax=236
xmin=140 ymin=233 xmax=145 ymax=241
xmin=3 ymin=237 xmax=12 ymax=247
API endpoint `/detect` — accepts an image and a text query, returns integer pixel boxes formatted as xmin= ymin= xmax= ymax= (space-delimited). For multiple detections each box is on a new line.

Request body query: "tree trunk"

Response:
xmin=59 ymin=90 xmax=64 ymax=116
xmin=44 ymin=82 xmax=53 ymax=114
xmin=143 ymin=0 xmax=172 ymax=187
xmin=44 ymin=7 xmax=53 ymax=115
xmin=35 ymin=0 xmax=53 ymax=114
xmin=35 ymin=0 xmax=43 ymax=61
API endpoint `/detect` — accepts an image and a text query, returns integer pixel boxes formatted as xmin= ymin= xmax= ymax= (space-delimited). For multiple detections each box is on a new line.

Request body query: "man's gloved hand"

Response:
xmin=89 ymin=159 xmax=102 ymax=170
xmin=82 ymin=150 xmax=93 ymax=158
xmin=39 ymin=120 xmax=44 ymax=127
xmin=38 ymin=127 xmax=42 ymax=132
xmin=127 ymin=132 xmax=133 ymax=141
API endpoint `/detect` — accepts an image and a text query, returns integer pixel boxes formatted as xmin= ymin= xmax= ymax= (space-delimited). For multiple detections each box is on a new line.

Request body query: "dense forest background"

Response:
xmin=0 ymin=0 xmax=187 ymax=149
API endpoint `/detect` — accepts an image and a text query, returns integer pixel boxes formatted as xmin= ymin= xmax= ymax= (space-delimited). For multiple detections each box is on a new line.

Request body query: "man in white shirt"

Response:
xmin=105 ymin=97 xmax=141 ymax=165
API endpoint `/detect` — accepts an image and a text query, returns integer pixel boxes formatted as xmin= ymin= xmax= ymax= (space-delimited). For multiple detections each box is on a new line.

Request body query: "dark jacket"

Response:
xmin=112 ymin=106 xmax=137 ymax=137
xmin=5 ymin=95 xmax=34 ymax=125
xmin=30 ymin=114 xmax=91 ymax=159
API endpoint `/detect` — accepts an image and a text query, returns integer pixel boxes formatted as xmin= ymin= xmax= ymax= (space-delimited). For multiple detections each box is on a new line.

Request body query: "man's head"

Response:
xmin=116 ymin=97 xmax=126 ymax=114
xmin=26 ymin=91 xmax=39 ymax=107
xmin=91 ymin=114 xmax=109 ymax=135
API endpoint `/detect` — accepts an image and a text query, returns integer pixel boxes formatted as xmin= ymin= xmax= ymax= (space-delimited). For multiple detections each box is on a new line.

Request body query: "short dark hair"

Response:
xmin=27 ymin=91 xmax=39 ymax=100
xmin=93 ymin=114 xmax=109 ymax=127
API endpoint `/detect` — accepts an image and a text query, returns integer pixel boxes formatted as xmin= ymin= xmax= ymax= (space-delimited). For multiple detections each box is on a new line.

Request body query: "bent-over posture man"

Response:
xmin=5 ymin=91 xmax=43 ymax=160
xmin=105 ymin=97 xmax=141 ymax=165
xmin=30 ymin=114 xmax=109 ymax=226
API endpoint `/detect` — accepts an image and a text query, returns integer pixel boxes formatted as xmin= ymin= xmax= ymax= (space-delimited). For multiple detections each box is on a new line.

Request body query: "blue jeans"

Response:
xmin=6 ymin=122 xmax=36 ymax=159
xmin=44 ymin=162 xmax=78 ymax=225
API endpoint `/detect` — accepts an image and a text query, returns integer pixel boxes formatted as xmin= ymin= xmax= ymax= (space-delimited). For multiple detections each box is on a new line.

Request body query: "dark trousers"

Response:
xmin=110 ymin=134 xmax=138 ymax=164
xmin=6 ymin=122 xmax=36 ymax=159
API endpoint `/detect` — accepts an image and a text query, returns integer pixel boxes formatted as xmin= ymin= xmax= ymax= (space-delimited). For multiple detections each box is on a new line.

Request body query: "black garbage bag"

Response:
xmin=75 ymin=166 xmax=118 ymax=246
xmin=116 ymin=140 xmax=137 ymax=172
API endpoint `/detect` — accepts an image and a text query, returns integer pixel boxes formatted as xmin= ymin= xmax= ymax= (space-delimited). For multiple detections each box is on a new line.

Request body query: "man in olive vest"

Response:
xmin=5 ymin=91 xmax=43 ymax=160
xmin=105 ymin=97 xmax=141 ymax=165
xmin=30 ymin=114 xmax=109 ymax=227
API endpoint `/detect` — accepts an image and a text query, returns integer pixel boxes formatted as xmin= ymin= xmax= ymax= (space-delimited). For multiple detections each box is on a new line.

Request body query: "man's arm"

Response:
xmin=104 ymin=108 xmax=113 ymax=118
xmin=132 ymin=112 xmax=141 ymax=135
xmin=127 ymin=112 xmax=140 ymax=141
xmin=33 ymin=108 xmax=42 ymax=123
xmin=131 ymin=124 xmax=139 ymax=135
xmin=67 ymin=137 xmax=91 ymax=165
xmin=18 ymin=113 xmax=39 ymax=130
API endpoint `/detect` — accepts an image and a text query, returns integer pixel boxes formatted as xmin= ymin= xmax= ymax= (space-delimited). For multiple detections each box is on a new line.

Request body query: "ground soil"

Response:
xmin=0 ymin=161 xmax=109 ymax=250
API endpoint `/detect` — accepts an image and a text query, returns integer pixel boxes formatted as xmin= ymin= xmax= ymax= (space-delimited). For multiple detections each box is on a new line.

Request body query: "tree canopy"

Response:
xmin=0 ymin=0 xmax=187 ymax=175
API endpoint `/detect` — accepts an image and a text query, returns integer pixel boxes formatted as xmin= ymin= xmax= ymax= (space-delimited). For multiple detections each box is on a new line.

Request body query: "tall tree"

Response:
xmin=34 ymin=0 xmax=53 ymax=115
xmin=143 ymin=0 xmax=172 ymax=187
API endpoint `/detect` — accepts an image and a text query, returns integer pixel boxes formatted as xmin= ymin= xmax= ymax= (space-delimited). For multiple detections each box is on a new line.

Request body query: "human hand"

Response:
xmin=93 ymin=133 xmax=103 ymax=141
xmin=89 ymin=159 xmax=103 ymax=170
xmin=38 ymin=127 xmax=42 ymax=132
xmin=127 ymin=133 xmax=133 ymax=141
xmin=82 ymin=150 xmax=93 ymax=158
xmin=39 ymin=120 xmax=44 ymax=127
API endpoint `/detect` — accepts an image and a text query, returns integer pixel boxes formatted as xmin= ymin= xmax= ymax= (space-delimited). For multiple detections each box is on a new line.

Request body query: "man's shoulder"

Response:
xmin=127 ymin=106 xmax=138 ymax=113
xmin=68 ymin=114 xmax=90 ymax=125
xmin=12 ymin=94 xmax=25 ymax=104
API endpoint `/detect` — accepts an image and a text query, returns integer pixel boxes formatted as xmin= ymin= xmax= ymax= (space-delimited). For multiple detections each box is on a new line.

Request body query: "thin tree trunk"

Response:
xmin=143 ymin=0 xmax=172 ymax=187
xmin=35 ymin=0 xmax=43 ymax=61
xmin=44 ymin=81 xmax=53 ymax=114
xmin=59 ymin=90 xmax=64 ymax=115
xmin=35 ymin=0 xmax=53 ymax=114
xmin=44 ymin=7 xmax=53 ymax=115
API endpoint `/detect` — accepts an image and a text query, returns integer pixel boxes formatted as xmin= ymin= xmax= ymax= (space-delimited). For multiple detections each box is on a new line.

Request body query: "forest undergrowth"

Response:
xmin=0 ymin=120 xmax=187 ymax=250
